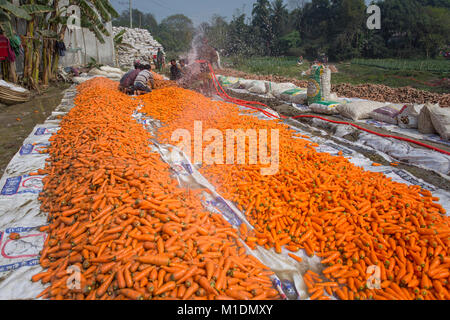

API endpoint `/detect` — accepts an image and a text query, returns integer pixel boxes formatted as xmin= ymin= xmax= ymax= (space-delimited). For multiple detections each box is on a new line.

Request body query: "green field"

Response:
xmin=223 ymin=56 xmax=450 ymax=94
xmin=351 ymin=58 xmax=450 ymax=73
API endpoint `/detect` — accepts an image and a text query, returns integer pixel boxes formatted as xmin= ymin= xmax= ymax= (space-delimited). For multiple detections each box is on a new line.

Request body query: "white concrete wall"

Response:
xmin=58 ymin=0 xmax=116 ymax=67
xmin=59 ymin=22 xmax=116 ymax=67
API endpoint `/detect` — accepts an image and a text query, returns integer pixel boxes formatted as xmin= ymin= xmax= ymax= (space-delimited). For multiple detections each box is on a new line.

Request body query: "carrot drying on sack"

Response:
xmin=31 ymin=77 xmax=279 ymax=301
xmin=138 ymin=86 xmax=450 ymax=301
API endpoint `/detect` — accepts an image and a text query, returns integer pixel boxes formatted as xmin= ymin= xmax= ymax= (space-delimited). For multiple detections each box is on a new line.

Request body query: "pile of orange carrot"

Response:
xmin=138 ymin=85 xmax=450 ymax=300
xmin=31 ymin=78 xmax=279 ymax=300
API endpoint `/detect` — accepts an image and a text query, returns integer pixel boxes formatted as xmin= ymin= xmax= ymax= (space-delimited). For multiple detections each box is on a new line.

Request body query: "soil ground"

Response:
xmin=0 ymin=83 xmax=70 ymax=176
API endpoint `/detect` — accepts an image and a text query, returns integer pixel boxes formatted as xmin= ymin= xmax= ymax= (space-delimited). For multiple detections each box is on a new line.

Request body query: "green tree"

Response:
xmin=416 ymin=6 xmax=450 ymax=58
xmin=328 ymin=0 xmax=366 ymax=60
xmin=378 ymin=0 xmax=422 ymax=58
xmin=158 ymin=14 xmax=194 ymax=53
xmin=226 ymin=13 xmax=256 ymax=56
xmin=297 ymin=0 xmax=332 ymax=58
xmin=113 ymin=9 xmax=158 ymax=32
xmin=252 ymin=0 xmax=273 ymax=55
xmin=271 ymin=0 xmax=288 ymax=37
xmin=202 ymin=15 xmax=229 ymax=51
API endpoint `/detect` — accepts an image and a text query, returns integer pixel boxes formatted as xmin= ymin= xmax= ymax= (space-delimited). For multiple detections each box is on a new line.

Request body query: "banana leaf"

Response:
xmin=99 ymin=0 xmax=118 ymax=18
xmin=0 ymin=0 xmax=32 ymax=20
xmin=21 ymin=4 xmax=54 ymax=15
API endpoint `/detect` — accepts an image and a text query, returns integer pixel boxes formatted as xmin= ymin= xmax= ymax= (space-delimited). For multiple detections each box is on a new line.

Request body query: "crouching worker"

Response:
xmin=133 ymin=64 xmax=154 ymax=95
xmin=119 ymin=61 xmax=142 ymax=94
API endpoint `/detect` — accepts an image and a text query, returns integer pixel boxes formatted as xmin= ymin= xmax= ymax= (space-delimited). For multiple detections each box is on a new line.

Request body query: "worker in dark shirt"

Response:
xmin=119 ymin=61 xmax=143 ymax=94
xmin=170 ymin=59 xmax=181 ymax=81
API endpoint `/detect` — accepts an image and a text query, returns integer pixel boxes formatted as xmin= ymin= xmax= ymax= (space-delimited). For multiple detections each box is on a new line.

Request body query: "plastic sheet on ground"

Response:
xmin=0 ymin=86 xmax=78 ymax=299
xmin=292 ymin=114 xmax=450 ymax=176
xmin=130 ymin=97 xmax=450 ymax=300
xmin=1 ymin=82 xmax=449 ymax=300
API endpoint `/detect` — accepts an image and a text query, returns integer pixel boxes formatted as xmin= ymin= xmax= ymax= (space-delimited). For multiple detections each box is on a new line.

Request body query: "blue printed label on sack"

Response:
xmin=281 ymin=279 xmax=299 ymax=300
xmin=34 ymin=127 xmax=59 ymax=136
xmin=181 ymin=162 xmax=193 ymax=175
xmin=0 ymin=175 xmax=44 ymax=196
xmin=392 ymin=170 xmax=436 ymax=191
xmin=5 ymin=227 xmax=38 ymax=234
xmin=272 ymin=278 xmax=288 ymax=300
xmin=0 ymin=258 xmax=39 ymax=273
xmin=171 ymin=163 xmax=190 ymax=176
xmin=209 ymin=197 xmax=242 ymax=226
xmin=19 ymin=143 xmax=49 ymax=155
xmin=324 ymin=142 xmax=353 ymax=155
xmin=383 ymin=170 xmax=436 ymax=191
xmin=365 ymin=119 xmax=392 ymax=128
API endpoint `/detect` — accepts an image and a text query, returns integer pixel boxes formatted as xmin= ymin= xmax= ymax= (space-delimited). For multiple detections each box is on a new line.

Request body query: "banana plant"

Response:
xmin=21 ymin=0 xmax=54 ymax=89
xmin=1 ymin=0 xmax=118 ymax=87
xmin=0 ymin=1 xmax=32 ymax=82
xmin=0 ymin=0 xmax=32 ymax=38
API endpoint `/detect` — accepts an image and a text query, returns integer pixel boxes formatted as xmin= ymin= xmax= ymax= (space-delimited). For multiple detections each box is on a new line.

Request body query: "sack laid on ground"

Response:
xmin=264 ymin=81 xmax=276 ymax=96
xmin=88 ymin=68 xmax=108 ymax=76
xmin=310 ymin=101 xmax=342 ymax=115
xmin=218 ymin=76 xmax=240 ymax=88
xmin=428 ymin=104 xmax=450 ymax=141
xmin=307 ymin=65 xmax=331 ymax=105
xmin=369 ymin=104 xmax=407 ymax=125
xmin=397 ymin=104 xmax=424 ymax=129
xmin=100 ymin=66 xmax=125 ymax=75
xmin=247 ymin=81 xmax=268 ymax=95
xmin=270 ymin=82 xmax=298 ymax=97
xmin=238 ymin=79 xmax=257 ymax=90
xmin=106 ymin=72 xmax=123 ymax=79
xmin=418 ymin=104 xmax=438 ymax=134
xmin=279 ymin=88 xmax=308 ymax=104
xmin=337 ymin=101 xmax=386 ymax=121
xmin=72 ymin=77 xmax=89 ymax=84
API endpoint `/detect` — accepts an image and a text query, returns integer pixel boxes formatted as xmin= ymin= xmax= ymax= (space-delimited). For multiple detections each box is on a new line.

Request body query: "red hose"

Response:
xmin=195 ymin=60 xmax=450 ymax=156
xmin=291 ymin=115 xmax=450 ymax=156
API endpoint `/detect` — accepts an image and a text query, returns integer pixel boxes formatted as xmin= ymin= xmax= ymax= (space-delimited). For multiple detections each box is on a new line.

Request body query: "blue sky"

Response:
xmin=110 ymin=0 xmax=373 ymax=26
xmin=110 ymin=0 xmax=269 ymax=26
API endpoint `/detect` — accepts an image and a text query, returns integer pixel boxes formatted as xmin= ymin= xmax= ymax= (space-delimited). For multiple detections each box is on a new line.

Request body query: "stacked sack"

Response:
xmin=112 ymin=26 xmax=164 ymax=68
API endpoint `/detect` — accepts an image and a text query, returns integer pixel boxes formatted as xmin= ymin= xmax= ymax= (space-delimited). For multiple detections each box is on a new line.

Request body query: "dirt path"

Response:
xmin=0 ymin=83 xmax=70 ymax=176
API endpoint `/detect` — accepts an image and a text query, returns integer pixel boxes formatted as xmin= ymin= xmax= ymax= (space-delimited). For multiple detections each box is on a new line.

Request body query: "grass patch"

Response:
xmin=223 ymin=56 xmax=449 ymax=94
xmin=351 ymin=58 xmax=450 ymax=73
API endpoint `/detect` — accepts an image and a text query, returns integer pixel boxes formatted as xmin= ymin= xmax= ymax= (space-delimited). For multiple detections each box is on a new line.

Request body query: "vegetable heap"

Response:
xmin=140 ymin=85 xmax=450 ymax=300
xmin=31 ymin=78 xmax=279 ymax=300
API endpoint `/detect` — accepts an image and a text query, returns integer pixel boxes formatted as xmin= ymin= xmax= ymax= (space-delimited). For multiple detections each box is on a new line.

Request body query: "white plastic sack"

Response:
xmin=0 ymin=80 xmax=29 ymax=93
xmin=369 ymin=104 xmax=406 ymax=125
xmin=320 ymin=66 xmax=331 ymax=101
xmin=270 ymin=82 xmax=298 ymax=97
xmin=418 ymin=104 xmax=437 ymax=134
xmin=279 ymin=88 xmax=308 ymax=104
xmin=100 ymin=66 xmax=124 ymax=75
xmin=337 ymin=101 xmax=386 ymax=121
xmin=248 ymin=81 xmax=268 ymax=94
xmin=310 ymin=101 xmax=342 ymax=115
xmin=218 ymin=76 xmax=241 ymax=88
xmin=238 ymin=79 xmax=257 ymax=90
xmin=398 ymin=104 xmax=424 ymax=129
xmin=88 ymin=68 xmax=108 ymax=76
xmin=428 ymin=105 xmax=450 ymax=141
xmin=72 ymin=76 xmax=89 ymax=84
